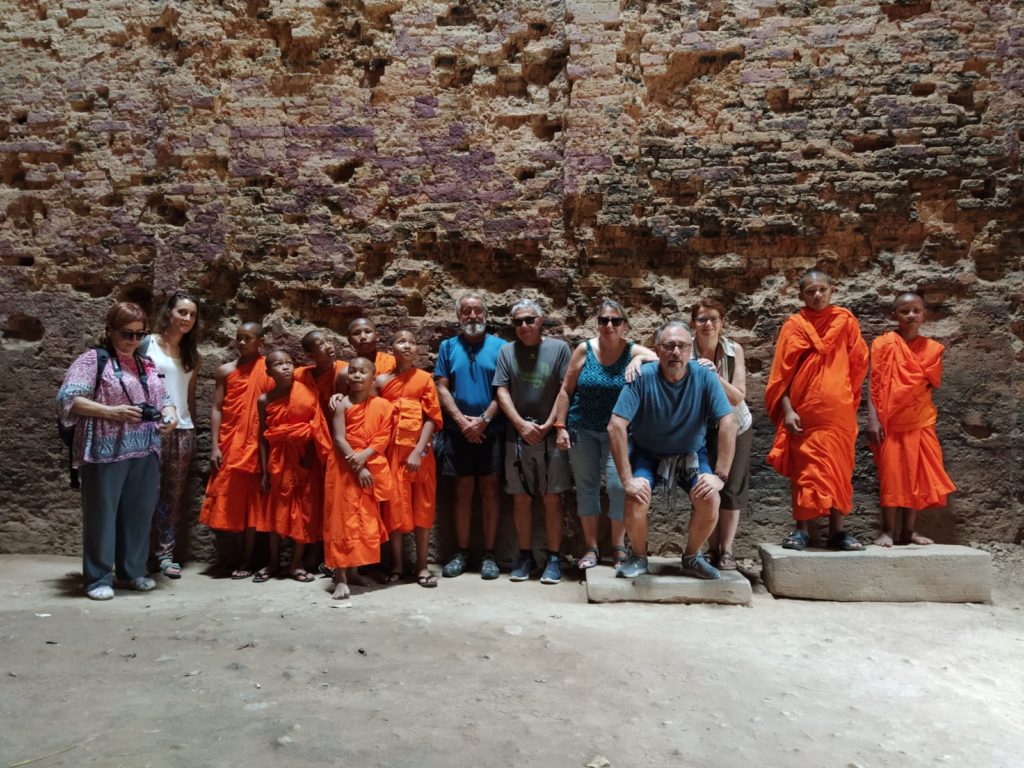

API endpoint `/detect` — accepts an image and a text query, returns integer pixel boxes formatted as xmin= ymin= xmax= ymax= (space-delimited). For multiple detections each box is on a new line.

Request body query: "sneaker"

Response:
xmin=509 ymin=551 xmax=537 ymax=582
xmin=129 ymin=576 xmax=157 ymax=592
xmin=480 ymin=553 xmax=500 ymax=580
xmin=442 ymin=551 xmax=468 ymax=578
xmin=615 ymin=554 xmax=649 ymax=579
xmin=680 ymin=552 xmax=721 ymax=580
xmin=540 ymin=553 xmax=562 ymax=585
xmin=86 ymin=585 xmax=114 ymax=601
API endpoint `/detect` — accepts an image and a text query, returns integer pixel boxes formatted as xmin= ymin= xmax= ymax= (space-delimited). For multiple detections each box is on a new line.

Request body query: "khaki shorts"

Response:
xmin=504 ymin=433 xmax=572 ymax=496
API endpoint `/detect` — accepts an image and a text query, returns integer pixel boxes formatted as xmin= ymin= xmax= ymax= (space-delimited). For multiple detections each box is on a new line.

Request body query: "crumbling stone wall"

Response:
xmin=2 ymin=1 xmax=1021 ymax=560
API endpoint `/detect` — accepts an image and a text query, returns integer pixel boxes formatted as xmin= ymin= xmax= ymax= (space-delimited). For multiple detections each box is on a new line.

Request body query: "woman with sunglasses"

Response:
xmin=142 ymin=291 xmax=201 ymax=579
xmin=554 ymin=300 xmax=657 ymax=570
xmin=57 ymin=302 xmax=178 ymax=600
xmin=690 ymin=298 xmax=752 ymax=570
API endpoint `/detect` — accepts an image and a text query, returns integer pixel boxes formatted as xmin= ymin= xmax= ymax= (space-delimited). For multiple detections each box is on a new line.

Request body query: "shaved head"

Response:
xmin=799 ymin=270 xmax=832 ymax=290
xmin=893 ymin=292 xmax=924 ymax=311
xmin=240 ymin=322 xmax=264 ymax=338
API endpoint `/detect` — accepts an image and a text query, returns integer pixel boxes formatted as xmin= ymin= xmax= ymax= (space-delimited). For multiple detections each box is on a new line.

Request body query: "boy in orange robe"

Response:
xmin=348 ymin=317 xmax=396 ymax=376
xmin=867 ymin=292 xmax=956 ymax=546
xmin=253 ymin=350 xmax=332 ymax=583
xmin=199 ymin=322 xmax=272 ymax=578
xmin=377 ymin=330 xmax=444 ymax=588
xmin=765 ymin=270 xmax=869 ymax=551
xmin=323 ymin=357 xmax=396 ymax=599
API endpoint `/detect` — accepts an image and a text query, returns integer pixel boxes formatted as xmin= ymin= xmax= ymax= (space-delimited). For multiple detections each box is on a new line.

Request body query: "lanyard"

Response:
xmin=108 ymin=351 xmax=151 ymax=403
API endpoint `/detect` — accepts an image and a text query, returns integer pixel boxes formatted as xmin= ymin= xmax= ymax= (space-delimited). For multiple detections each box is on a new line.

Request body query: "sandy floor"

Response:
xmin=1 ymin=553 xmax=1022 ymax=768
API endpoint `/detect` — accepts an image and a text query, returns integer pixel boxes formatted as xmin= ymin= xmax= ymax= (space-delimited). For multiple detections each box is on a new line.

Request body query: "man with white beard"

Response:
xmin=435 ymin=292 xmax=507 ymax=580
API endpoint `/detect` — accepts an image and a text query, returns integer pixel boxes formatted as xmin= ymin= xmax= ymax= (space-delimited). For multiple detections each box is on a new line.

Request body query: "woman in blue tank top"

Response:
xmin=554 ymin=300 xmax=657 ymax=570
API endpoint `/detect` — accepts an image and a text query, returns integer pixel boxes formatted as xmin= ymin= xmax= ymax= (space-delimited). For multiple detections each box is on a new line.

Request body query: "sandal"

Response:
xmin=384 ymin=571 xmax=403 ymax=584
xmin=611 ymin=546 xmax=629 ymax=570
xmin=252 ymin=567 xmax=275 ymax=583
xmin=781 ymin=530 xmax=810 ymax=551
xmin=578 ymin=547 xmax=600 ymax=570
xmin=318 ymin=562 xmax=335 ymax=578
xmin=717 ymin=551 xmax=738 ymax=570
xmin=230 ymin=568 xmax=253 ymax=580
xmin=827 ymin=531 xmax=865 ymax=551
xmin=416 ymin=573 xmax=438 ymax=588
xmin=290 ymin=569 xmax=315 ymax=583
xmin=159 ymin=559 xmax=182 ymax=579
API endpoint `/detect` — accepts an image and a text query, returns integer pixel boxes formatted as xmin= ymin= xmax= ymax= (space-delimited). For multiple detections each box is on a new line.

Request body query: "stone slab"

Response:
xmin=758 ymin=543 xmax=992 ymax=603
xmin=585 ymin=557 xmax=753 ymax=605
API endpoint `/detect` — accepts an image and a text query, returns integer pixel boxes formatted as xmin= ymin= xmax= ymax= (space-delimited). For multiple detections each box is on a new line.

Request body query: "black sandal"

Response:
xmin=827 ymin=531 xmax=864 ymax=551
xmin=781 ymin=530 xmax=810 ymax=551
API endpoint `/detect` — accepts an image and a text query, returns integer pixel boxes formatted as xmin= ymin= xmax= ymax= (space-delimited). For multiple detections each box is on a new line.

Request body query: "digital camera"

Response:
xmin=138 ymin=403 xmax=163 ymax=422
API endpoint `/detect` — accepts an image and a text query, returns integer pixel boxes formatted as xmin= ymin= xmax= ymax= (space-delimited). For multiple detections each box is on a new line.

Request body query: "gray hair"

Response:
xmin=596 ymin=298 xmax=629 ymax=325
xmin=510 ymin=298 xmax=544 ymax=318
xmin=654 ymin=319 xmax=691 ymax=346
xmin=456 ymin=291 xmax=487 ymax=316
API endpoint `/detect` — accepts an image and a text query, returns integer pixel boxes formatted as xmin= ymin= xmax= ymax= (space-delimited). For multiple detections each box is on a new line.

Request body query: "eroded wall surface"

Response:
xmin=2 ymin=1 xmax=1022 ymax=557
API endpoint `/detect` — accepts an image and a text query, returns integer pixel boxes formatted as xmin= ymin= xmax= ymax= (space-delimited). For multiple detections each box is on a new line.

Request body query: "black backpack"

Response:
xmin=57 ymin=345 xmax=152 ymax=489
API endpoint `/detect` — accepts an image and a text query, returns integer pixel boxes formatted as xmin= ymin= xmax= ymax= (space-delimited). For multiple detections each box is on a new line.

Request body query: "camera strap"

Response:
xmin=107 ymin=349 xmax=151 ymax=403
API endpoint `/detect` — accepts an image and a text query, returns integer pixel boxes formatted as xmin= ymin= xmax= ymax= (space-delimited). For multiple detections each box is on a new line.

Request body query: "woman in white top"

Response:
xmin=144 ymin=291 xmax=200 ymax=578
xmin=690 ymin=298 xmax=753 ymax=571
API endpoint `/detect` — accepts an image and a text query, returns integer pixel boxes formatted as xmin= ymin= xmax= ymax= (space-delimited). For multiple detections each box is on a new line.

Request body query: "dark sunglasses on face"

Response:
xmin=512 ymin=316 xmax=537 ymax=327
xmin=117 ymin=329 xmax=149 ymax=341
xmin=597 ymin=316 xmax=624 ymax=327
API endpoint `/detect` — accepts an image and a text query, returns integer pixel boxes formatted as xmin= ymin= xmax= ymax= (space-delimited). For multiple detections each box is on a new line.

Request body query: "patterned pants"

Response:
xmin=151 ymin=428 xmax=197 ymax=563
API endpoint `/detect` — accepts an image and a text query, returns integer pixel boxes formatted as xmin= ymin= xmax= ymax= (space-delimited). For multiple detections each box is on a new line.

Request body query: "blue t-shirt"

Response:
xmin=612 ymin=360 xmax=732 ymax=455
xmin=434 ymin=333 xmax=506 ymax=431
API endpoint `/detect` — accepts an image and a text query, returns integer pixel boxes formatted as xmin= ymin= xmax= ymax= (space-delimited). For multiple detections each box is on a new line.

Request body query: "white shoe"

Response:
xmin=129 ymin=577 xmax=156 ymax=592
xmin=87 ymin=585 xmax=114 ymax=601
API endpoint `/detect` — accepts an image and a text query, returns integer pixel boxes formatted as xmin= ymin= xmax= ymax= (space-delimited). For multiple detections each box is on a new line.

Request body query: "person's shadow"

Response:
xmin=49 ymin=570 xmax=85 ymax=598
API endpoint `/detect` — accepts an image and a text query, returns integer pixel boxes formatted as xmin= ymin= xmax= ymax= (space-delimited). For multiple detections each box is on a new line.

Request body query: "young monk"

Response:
xmin=323 ymin=357 xmax=396 ymax=599
xmin=347 ymin=317 xmax=396 ymax=376
xmin=867 ymin=292 xmax=956 ymax=546
xmin=765 ymin=270 xmax=869 ymax=551
xmin=199 ymin=322 xmax=272 ymax=577
xmin=254 ymin=350 xmax=332 ymax=583
xmin=376 ymin=330 xmax=444 ymax=588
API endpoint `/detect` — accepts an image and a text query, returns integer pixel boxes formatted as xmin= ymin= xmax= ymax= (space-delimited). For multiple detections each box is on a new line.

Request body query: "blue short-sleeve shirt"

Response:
xmin=434 ymin=333 xmax=506 ymax=429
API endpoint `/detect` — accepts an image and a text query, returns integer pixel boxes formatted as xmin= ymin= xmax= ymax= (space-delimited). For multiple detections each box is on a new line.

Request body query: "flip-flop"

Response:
xmin=252 ymin=567 xmax=275 ymax=583
xmin=290 ymin=570 xmax=315 ymax=583
xmin=230 ymin=568 xmax=253 ymax=580
xmin=384 ymin=571 xmax=403 ymax=584
xmin=416 ymin=574 xmax=438 ymax=588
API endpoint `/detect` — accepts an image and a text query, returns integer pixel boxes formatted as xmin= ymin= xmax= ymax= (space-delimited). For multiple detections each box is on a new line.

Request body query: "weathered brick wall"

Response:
xmin=2 ymin=1 xmax=1021 ymax=559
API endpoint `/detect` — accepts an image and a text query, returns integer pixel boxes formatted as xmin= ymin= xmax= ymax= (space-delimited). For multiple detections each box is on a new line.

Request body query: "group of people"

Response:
xmin=56 ymin=270 xmax=955 ymax=601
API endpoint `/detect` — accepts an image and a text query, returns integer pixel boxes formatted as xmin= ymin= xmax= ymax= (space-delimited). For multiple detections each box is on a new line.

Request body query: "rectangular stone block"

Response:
xmin=759 ymin=544 xmax=992 ymax=603
xmin=586 ymin=557 xmax=753 ymax=605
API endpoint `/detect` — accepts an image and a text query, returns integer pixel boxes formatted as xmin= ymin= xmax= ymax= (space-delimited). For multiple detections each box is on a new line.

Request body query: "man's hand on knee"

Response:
xmin=691 ymin=472 xmax=723 ymax=500
xmin=624 ymin=477 xmax=652 ymax=506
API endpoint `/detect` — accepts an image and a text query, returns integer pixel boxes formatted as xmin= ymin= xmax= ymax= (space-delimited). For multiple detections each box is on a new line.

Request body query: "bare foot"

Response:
xmin=903 ymin=532 xmax=934 ymax=546
xmin=873 ymin=532 xmax=894 ymax=548
xmin=332 ymin=581 xmax=350 ymax=600
xmin=346 ymin=568 xmax=375 ymax=588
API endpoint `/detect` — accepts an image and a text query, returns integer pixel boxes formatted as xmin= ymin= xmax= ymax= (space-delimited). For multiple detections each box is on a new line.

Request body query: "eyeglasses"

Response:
xmin=117 ymin=329 xmax=149 ymax=341
xmin=694 ymin=316 xmax=721 ymax=325
xmin=658 ymin=342 xmax=691 ymax=352
xmin=597 ymin=316 xmax=624 ymax=327
xmin=512 ymin=316 xmax=538 ymax=327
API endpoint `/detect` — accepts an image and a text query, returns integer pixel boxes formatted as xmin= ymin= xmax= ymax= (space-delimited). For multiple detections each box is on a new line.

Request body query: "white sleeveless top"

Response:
xmin=144 ymin=335 xmax=195 ymax=429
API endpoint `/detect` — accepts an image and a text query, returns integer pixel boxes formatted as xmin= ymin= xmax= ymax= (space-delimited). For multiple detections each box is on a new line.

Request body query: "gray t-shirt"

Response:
xmin=493 ymin=337 xmax=571 ymax=438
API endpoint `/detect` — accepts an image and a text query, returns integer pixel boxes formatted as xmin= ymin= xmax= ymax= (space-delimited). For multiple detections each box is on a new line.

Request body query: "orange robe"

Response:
xmin=765 ymin=306 xmax=868 ymax=521
xmin=380 ymin=369 xmax=444 ymax=533
xmin=199 ymin=358 xmax=272 ymax=532
xmin=253 ymin=381 xmax=332 ymax=543
xmin=295 ymin=360 xmax=346 ymax=443
xmin=374 ymin=351 xmax=396 ymax=376
xmin=869 ymin=332 xmax=955 ymax=509
xmin=323 ymin=397 xmax=395 ymax=568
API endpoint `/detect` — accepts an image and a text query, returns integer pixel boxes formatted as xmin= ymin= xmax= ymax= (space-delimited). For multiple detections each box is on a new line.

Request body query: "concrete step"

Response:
xmin=585 ymin=557 xmax=753 ymax=605
xmin=758 ymin=543 xmax=992 ymax=603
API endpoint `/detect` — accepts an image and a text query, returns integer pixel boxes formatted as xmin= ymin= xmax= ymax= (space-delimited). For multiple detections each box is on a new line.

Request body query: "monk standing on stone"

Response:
xmin=347 ymin=317 xmax=395 ymax=377
xmin=199 ymin=322 xmax=272 ymax=577
xmin=765 ymin=270 xmax=869 ymax=551
xmin=377 ymin=330 xmax=444 ymax=588
xmin=323 ymin=357 xmax=396 ymax=599
xmin=866 ymin=292 xmax=956 ymax=547
xmin=254 ymin=350 xmax=332 ymax=583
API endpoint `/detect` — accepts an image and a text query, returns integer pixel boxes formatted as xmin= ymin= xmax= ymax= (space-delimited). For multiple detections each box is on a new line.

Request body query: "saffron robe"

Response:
xmin=255 ymin=381 xmax=332 ymax=542
xmin=765 ymin=306 xmax=868 ymax=520
xmin=869 ymin=332 xmax=955 ymax=509
xmin=373 ymin=351 xmax=396 ymax=376
xmin=379 ymin=369 xmax=444 ymax=532
xmin=323 ymin=397 xmax=395 ymax=568
xmin=199 ymin=358 xmax=272 ymax=532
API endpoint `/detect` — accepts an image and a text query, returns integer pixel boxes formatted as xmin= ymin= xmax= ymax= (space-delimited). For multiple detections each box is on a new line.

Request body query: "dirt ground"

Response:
xmin=1 ymin=551 xmax=1023 ymax=768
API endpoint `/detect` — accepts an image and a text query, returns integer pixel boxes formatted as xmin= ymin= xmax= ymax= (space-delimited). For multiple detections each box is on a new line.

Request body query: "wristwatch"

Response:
xmin=713 ymin=470 xmax=729 ymax=483
xmin=481 ymin=413 xmax=492 ymax=424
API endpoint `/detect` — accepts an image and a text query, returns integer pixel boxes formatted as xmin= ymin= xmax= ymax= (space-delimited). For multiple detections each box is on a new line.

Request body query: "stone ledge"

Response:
xmin=758 ymin=543 xmax=992 ymax=603
xmin=585 ymin=557 xmax=753 ymax=605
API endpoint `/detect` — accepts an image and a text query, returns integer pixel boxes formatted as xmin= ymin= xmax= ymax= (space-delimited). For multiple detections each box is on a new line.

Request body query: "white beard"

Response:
xmin=462 ymin=321 xmax=486 ymax=336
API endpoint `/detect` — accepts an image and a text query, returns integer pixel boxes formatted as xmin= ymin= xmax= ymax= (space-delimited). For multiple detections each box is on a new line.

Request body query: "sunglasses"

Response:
xmin=512 ymin=316 xmax=538 ymax=327
xmin=597 ymin=316 xmax=624 ymax=327
xmin=117 ymin=329 xmax=149 ymax=341
xmin=694 ymin=316 xmax=721 ymax=325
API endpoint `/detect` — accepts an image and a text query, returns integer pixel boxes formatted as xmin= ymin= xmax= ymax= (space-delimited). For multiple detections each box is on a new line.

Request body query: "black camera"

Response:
xmin=138 ymin=403 xmax=163 ymax=422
